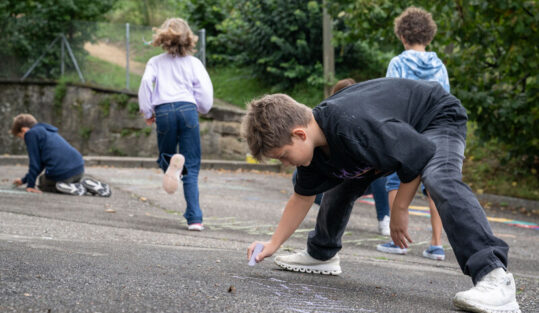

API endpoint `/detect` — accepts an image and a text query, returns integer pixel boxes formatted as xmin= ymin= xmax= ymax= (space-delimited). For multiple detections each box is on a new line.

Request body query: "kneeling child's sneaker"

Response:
xmin=274 ymin=250 xmax=341 ymax=275
xmin=81 ymin=178 xmax=111 ymax=197
xmin=376 ymin=241 xmax=407 ymax=254
xmin=55 ymin=182 xmax=86 ymax=196
xmin=453 ymin=267 xmax=521 ymax=313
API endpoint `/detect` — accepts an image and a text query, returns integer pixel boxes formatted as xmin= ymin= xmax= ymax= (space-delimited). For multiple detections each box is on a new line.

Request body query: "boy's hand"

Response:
xmin=390 ymin=207 xmax=412 ymax=249
xmin=145 ymin=116 xmax=155 ymax=126
xmin=25 ymin=187 xmax=42 ymax=193
xmin=247 ymin=241 xmax=278 ymax=263
xmin=13 ymin=179 xmax=23 ymax=186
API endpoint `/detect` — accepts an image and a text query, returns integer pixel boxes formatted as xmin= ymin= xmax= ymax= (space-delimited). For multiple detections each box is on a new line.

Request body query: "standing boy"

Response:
xmin=377 ymin=6 xmax=449 ymax=260
xmin=11 ymin=114 xmax=110 ymax=197
xmin=243 ymin=78 xmax=520 ymax=313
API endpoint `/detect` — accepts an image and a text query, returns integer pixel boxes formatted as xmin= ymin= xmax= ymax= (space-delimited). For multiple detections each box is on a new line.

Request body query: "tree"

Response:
xmin=0 ymin=0 xmax=116 ymax=79
xmin=217 ymin=0 xmax=325 ymax=88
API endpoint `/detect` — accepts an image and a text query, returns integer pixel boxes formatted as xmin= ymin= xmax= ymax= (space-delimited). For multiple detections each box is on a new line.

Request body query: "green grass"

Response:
xmin=208 ymin=65 xmax=324 ymax=109
xmin=64 ymin=55 xmax=141 ymax=90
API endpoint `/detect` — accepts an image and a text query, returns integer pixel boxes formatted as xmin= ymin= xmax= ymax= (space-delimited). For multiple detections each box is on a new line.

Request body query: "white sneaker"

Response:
xmin=453 ymin=268 xmax=521 ymax=313
xmin=163 ymin=154 xmax=185 ymax=194
xmin=274 ymin=250 xmax=341 ymax=275
xmin=378 ymin=215 xmax=390 ymax=236
xmin=187 ymin=223 xmax=204 ymax=231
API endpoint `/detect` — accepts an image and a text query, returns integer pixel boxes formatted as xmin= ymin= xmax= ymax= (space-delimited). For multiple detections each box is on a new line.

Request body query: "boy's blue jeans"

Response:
xmin=155 ymin=102 xmax=202 ymax=225
xmin=307 ymin=117 xmax=508 ymax=284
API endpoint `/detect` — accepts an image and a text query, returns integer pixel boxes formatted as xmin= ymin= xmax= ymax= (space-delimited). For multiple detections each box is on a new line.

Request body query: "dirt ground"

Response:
xmin=84 ymin=41 xmax=146 ymax=75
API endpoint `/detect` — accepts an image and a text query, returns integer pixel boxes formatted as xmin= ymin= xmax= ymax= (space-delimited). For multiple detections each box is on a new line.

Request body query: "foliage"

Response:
xmin=328 ymin=0 xmax=539 ymax=170
xmin=215 ymin=0 xmax=324 ymax=88
xmin=0 ymin=0 xmax=116 ymax=79
xmin=105 ymin=0 xmax=185 ymax=26
xmin=185 ymin=0 xmax=231 ymax=65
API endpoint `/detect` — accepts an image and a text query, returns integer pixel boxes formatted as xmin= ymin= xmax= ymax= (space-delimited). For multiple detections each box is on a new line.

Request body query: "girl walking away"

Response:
xmin=138 ymin=18 xmax=213 ymax=231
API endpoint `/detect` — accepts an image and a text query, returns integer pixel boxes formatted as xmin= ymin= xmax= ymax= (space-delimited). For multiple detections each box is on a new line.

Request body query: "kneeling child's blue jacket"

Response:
xmin=21 ymin=123 xmax=84 ymax=188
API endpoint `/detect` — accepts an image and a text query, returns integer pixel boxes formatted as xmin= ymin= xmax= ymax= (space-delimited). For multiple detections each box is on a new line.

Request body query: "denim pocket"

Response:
xmin=179 ymin=106 xmax=199 ymax=129
xmin=155 ymin=112 xmax=170 ymax=135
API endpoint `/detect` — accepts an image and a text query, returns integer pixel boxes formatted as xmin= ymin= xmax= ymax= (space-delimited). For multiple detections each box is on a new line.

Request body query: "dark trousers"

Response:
xmin=37 ymin=172 xmax=84 ymax=193
xmin=155 ymin=101 xmax=202 ymax=224
xmin=307 ymin=118 xmax=508 ymax=284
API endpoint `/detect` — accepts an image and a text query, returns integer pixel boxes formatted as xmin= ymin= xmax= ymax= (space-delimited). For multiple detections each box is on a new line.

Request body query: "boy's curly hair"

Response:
xmin=394 ymin=7 xmax=437 ymax=46
xmin=152 ymin=18 xmax=198 ymax=56
xmin=11 ymin=114 xmax=37 ymax=136
xmin=242 ymin=94 xmax=311 ymax=160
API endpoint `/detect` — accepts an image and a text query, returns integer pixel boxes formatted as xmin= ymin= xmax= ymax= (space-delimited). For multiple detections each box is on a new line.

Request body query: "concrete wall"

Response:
xmin=0 ymin=80 xmax=248 ymax=160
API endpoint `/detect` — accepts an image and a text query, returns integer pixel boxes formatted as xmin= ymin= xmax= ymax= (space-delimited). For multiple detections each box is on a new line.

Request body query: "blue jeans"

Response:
xmin=307 ymin=116 xmax=508 ymax=284
xmin=386 ymin=172 xmax=427 ymax=195
xmin=292 ymin=170 xmax=389 ymax=220
xmin=155 ymin=102 xmax=202 ymax=225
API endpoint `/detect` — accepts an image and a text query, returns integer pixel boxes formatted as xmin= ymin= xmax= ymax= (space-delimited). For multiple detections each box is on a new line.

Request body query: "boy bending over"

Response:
xmin=11 ymin=114 xmax=110 ymax=197
xmin=243 ymin=78 xmax=520 ymax=313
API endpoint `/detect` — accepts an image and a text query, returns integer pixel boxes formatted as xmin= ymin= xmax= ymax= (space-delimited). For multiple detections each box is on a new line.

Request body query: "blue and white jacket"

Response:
xmin=386 ymin=50 xmax=450 ymax=92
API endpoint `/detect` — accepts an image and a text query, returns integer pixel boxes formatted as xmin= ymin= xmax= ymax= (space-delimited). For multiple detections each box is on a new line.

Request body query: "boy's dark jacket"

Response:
xmin=295 ymin=78 xmax=467 ymax=196
xmin=21 ymin=123 xmax=84 ymax=188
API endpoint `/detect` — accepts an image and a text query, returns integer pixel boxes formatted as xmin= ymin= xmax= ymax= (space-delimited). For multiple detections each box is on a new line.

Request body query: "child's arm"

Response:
xmin=138 ymin=60 xmax=157 ymax=120
xmin=192 ymin=58 xmax=213 ymax=114
xmin=390 ymin=175 xmax=421 ymax=248
xmin=248 ymin=192 xmax=315 ymax=262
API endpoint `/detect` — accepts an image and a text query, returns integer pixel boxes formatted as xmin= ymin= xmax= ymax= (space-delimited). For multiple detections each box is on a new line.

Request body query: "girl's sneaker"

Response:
xmin=422 ymin=245 xmax=445 ymax=261
xmin=163 ymin=154 xmax=185 ymax=194
xmin=187 ymin=223 xmax=204 ymax=231
xmin=55 ymin=182 xmax=86 ymax=196
xmin=376 ymin=241 xmax=408 ymax=254
xmin=81 ymin=178 xmax=111 ymax=197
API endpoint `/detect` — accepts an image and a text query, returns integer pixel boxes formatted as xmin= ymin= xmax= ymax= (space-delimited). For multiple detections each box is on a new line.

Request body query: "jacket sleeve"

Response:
xmin=192 ymin=58 xmax=213 ymax=114
xmin=23 ymin=130 xmax=44 ymax=188
xmin=138 ymin=60 xmax=157 ymax=119
xmin=340 ymin=118 xmax=436 ymax=183
xmin=386 ymin=58 xmax=402 ymax=78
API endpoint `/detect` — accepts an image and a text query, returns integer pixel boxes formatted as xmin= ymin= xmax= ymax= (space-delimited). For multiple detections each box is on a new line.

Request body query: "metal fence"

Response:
xmin=0 ymin=21 xmax=205 ymax=91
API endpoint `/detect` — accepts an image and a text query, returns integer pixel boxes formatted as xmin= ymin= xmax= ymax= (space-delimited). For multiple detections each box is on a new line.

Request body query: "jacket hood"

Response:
xmin=399 ymin=50 xmax=444 ymax=79
xmin=34 ymin=122 xmax=58 ymax=133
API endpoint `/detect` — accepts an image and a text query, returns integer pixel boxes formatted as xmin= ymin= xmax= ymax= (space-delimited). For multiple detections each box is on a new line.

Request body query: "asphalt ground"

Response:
xmin=0 ymin=165 xmax=537 ymax=313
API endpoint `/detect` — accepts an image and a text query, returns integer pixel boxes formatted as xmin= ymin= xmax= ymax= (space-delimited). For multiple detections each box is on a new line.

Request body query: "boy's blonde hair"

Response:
xmin=11 ymin=114 xmax=37 ymax=135
xmin=394 ymin=7 xmax=437 ymax=46
xmin=242 ymin=94 xmax=311 ymax=160
xmin=152 ymin=18 xmax=198 ymax=56
xmin=331 ymin=78 xmax=356 ymax=95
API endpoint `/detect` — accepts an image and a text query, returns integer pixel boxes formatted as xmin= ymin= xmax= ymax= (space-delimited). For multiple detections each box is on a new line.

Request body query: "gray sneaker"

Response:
xmin=55 ymin=182 xmax=86 ymax=196
xmin=274 ymin=250 xmax=341 ymax=275
xmin=453 ymin=268 xmax=521 ymax=313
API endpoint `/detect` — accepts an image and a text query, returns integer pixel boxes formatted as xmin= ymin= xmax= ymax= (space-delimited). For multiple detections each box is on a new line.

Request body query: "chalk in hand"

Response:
xmin=248 ymin=243 xmax=264 ymax=266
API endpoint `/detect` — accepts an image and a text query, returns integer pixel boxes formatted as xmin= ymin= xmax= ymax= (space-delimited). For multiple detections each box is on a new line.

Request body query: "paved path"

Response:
xmin=1 ymin=165 xmax=537 ymax=312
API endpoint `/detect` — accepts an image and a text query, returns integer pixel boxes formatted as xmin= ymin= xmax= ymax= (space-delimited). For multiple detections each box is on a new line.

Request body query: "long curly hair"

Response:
xmin=152 ymin=18 xmax=198 ymax=57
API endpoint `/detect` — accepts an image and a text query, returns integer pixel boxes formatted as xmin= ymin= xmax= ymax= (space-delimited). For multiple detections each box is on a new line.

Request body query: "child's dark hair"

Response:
xmin=331 ymin=78 xmax=356 ymax=95
xmin=394 ymin=7 xmax=437 ymax=46
xmin=11 ymin=114 xmax=37 ymax=136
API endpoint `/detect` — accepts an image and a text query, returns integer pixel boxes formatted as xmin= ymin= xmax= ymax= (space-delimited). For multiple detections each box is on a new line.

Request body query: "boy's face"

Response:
xmin=267 ymin=130 xmax=314 ymax=167
xmin=15 ymin=127 xmax=29 ymax=139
